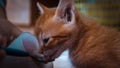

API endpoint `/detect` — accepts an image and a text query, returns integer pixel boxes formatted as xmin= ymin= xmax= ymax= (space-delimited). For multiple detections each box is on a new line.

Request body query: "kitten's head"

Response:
xmin=35 ymin=0 xmax=77 ymax=62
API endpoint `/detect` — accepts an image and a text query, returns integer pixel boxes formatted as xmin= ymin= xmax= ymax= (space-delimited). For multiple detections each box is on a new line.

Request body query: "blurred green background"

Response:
xmin=75 ymin=0 xmax=120 ymax=30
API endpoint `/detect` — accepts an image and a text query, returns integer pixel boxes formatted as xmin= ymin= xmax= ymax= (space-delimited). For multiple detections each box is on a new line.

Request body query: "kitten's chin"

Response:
xmin=43 ymin=52 xmax=57 ymax=62
xmin=43 ymin=55 xmax=55 ymax=63
xmin=43 ymin=50 xmax=63 ymax=62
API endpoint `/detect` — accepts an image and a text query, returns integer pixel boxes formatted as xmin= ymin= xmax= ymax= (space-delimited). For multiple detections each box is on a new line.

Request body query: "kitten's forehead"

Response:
xmin=38 ymin=17 xmax=75 ymax=37
xmin=40 ymin=21 xmax=63 ymax=34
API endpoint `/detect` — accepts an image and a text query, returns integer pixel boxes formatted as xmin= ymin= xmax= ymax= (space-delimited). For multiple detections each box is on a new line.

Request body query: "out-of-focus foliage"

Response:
xmin=75 ymin=0 xmax=120 ymax=29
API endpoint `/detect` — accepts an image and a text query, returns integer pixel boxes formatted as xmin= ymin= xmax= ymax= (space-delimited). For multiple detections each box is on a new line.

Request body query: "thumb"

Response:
xmin=22 ymin=33 xmax=40 ymax=57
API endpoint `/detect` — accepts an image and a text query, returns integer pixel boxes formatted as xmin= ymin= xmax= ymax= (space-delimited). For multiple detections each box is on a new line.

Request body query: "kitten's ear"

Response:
xmin=36 ymin=2 xmax=47 ymax=14
xmin=54 ymin=0 xmax=75 ymax=24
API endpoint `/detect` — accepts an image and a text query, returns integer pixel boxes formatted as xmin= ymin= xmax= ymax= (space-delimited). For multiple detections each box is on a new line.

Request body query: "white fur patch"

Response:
xmin=37 ymin=2 xmax=44 ymax=14
xmin=54 ymin=50 xmax=75 ymax=68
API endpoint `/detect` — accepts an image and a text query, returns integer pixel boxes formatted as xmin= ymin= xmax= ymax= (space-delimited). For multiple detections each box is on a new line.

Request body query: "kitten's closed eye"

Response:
xmin=52 ymin=35 xmax=69 ymax=43
xmin=43 ymin=38 xmax=50 ymax=44
xmin=52 ymin=35 xmax=69 ymax=38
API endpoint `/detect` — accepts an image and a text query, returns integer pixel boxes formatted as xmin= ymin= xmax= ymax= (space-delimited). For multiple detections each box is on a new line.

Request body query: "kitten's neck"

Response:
xmin=69 ymin=23 xmax=88 ymax=52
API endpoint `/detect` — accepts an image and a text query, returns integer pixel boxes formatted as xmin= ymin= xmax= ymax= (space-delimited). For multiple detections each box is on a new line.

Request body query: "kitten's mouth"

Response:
xmin=31 ymin=53 xmax=55 ymax=63
xmin=42 ymin=50 xmax=58 ymax=63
